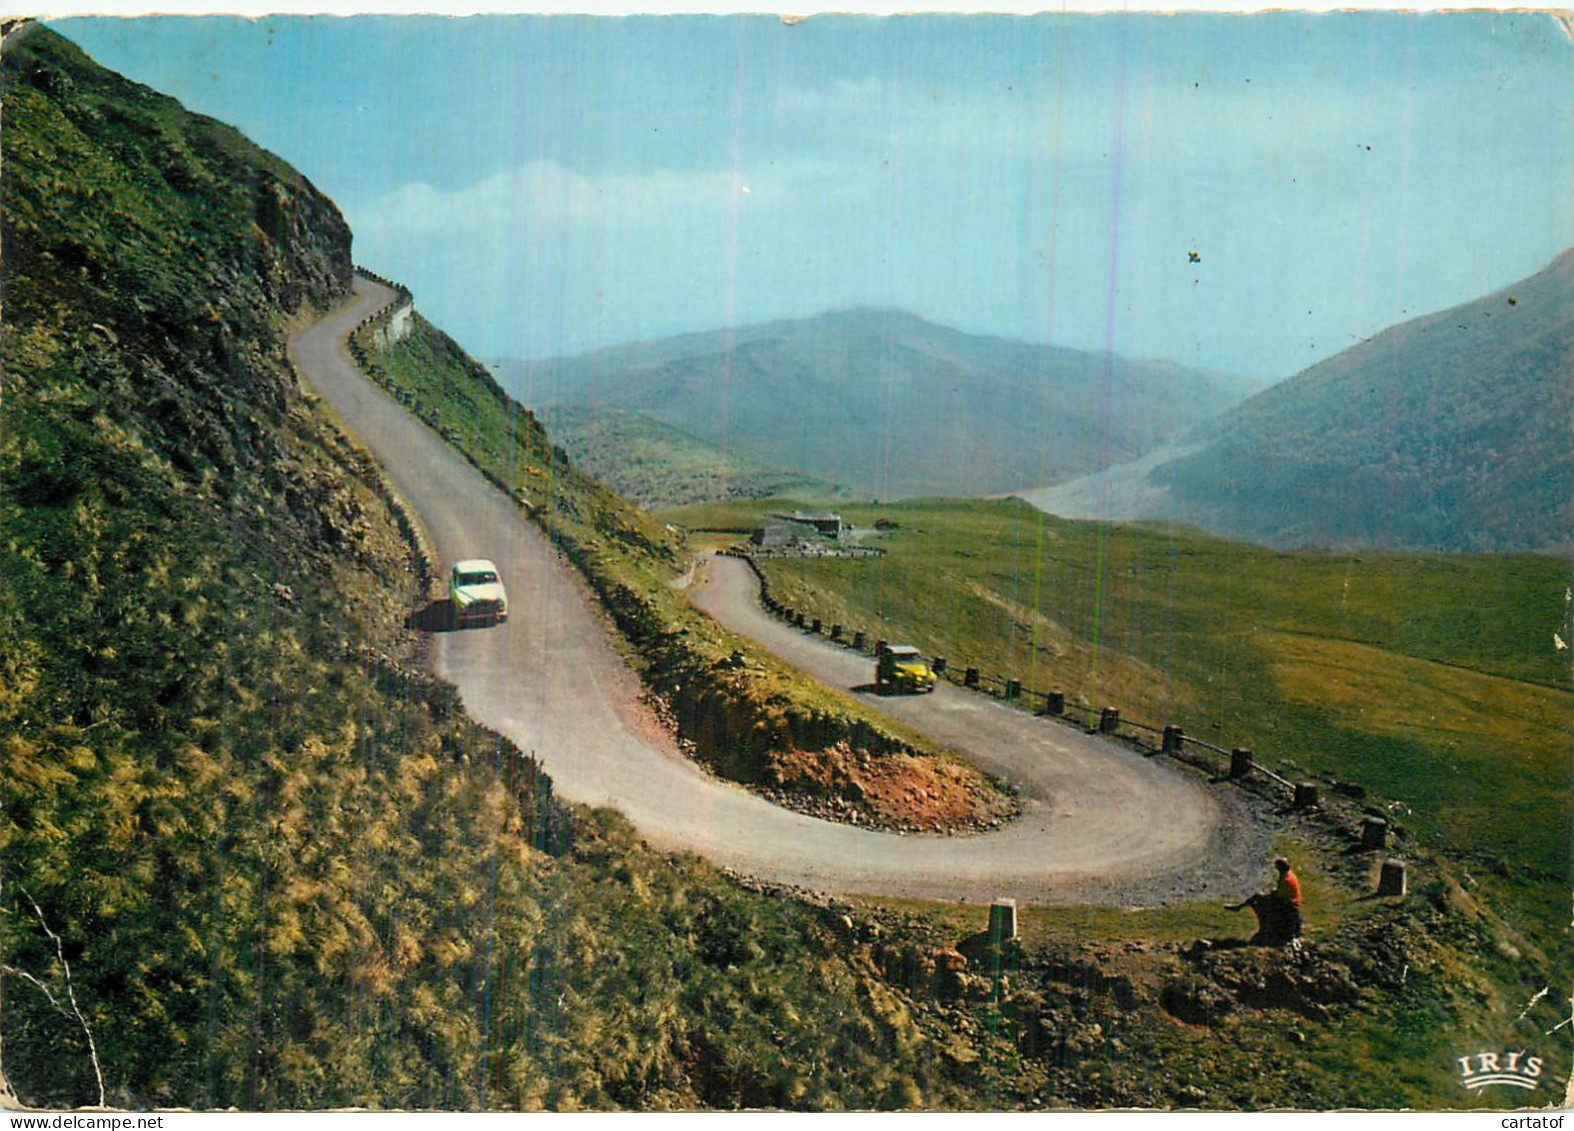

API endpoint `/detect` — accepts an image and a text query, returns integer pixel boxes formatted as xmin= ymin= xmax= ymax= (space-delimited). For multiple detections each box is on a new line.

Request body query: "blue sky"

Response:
xmin=54 ymin=12 xmax=1574 ymax=379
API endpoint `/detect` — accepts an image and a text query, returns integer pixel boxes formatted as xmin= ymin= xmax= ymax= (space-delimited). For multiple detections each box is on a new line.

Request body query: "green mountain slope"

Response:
xmin=0 ymin=22 xmax=563 ymax=1107
xmin=496 ymin=309 xmax=1262 ymax=500
xmin=1150 ymin=250 xmax=1574 ymax=551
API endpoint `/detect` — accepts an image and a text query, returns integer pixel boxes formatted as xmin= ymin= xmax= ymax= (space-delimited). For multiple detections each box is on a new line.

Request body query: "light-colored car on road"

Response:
xmin=449 ymin=558 xmax=508 ymax=625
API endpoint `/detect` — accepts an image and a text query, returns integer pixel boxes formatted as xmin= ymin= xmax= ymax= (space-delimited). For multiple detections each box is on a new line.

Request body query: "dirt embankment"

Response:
xmin=553 ymin=545 xmax=1016 ymax=835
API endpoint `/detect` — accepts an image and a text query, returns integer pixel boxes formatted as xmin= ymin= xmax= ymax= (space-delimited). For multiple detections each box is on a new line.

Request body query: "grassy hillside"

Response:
xmin=529 ymin=403 xmax=839 ymax=510
xmin=666 ymin=497 xmax=1572 ymax=943
xmin=497 ymin=308 xmax=1262 ymax=501
xmin=0 ymin=21 xmax=562 ymax=1106
xmin=1149 ymin=250 xmax=1574 ymax=552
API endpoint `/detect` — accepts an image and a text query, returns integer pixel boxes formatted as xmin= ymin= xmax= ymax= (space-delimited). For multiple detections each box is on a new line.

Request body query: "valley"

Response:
xmin=492 ymin=309 xmax=1263 ymax=503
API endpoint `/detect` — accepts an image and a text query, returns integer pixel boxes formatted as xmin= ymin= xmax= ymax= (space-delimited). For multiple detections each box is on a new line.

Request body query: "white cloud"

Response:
xmin=779 ymin=76 xmax=887 ymax=112
xmin=360 ymin=161 xmax=718 ymax=233
xmin=356 ymin=157 xmax=840 ymax=239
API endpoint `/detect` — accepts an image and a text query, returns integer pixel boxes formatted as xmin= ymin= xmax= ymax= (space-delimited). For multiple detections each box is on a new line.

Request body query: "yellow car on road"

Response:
xmin=876 ymin=644 xmax=936 ymax=694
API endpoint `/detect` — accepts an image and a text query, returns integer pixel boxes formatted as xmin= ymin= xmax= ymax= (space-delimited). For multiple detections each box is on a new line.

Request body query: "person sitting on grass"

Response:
xmin=1226 ymin=856 xmax=1303 ymax=946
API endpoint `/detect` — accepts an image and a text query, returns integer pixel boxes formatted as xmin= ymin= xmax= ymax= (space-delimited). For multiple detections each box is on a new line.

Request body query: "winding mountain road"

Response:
xmin=291 ymin=279 xmax=1267 ymax=904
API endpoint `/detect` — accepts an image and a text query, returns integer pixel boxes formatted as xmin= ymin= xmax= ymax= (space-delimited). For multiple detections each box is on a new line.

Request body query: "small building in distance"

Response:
xmin=749 ymin=512 xmax=882 ymax=558
xmin=773 ymin=511 xmax=845 ymax=539
xmin=752 ymin=519 xmax=820 ymax=549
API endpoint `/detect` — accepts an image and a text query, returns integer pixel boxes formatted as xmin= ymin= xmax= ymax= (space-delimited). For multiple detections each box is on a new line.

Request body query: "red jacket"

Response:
xmin=1274 ymin=870 xmax=1302 ymax=908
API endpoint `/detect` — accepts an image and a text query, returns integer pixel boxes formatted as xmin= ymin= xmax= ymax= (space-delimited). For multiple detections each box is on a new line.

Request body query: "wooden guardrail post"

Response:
xmin=964 ymin=667 xmax=979 ymax=688
xmin=1229 ymin=748 xmax=1254 ymax=778
xmin=1377 ymin=859 xmax=1407 ymax=897
xmin=988 ymin=899 xmax=1018 ymax=942
xmin=1099 ymin=707 xmax=1121 ymax=734
xmin=830 ymin=623 xmax=842 ymax=640
xmin=1162 ymin=725 xmax=1184 ymax=754
xmin=1293 ymin=782 xmax=1319 ymax=809
xmin=1045 ymin=691 xmax=1064 ymax=716
xmin=1360 ymin=817 xmax=1388 ymax=850
xmin=1005 ymin=678 xmax=1022 ymax=702
xmin=853 ymin=631 xmax=866 ymax=650
xmin=932 ymin=657 xmax=947 ymax=674
xmin=811 ymin=617 xmax=821 ymax=634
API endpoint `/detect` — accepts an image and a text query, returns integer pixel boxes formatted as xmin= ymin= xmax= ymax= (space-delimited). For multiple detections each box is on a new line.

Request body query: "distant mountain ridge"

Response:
xmin=492 ymin=309 xmax=1262 ymax=501
xmin=1026 ymin=249 xmax=1574 ymax=553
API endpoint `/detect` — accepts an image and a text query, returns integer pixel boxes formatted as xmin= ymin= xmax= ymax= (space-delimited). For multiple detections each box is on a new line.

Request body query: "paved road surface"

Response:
xmin=290 ymin=279 xmax=1266 ymax=904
